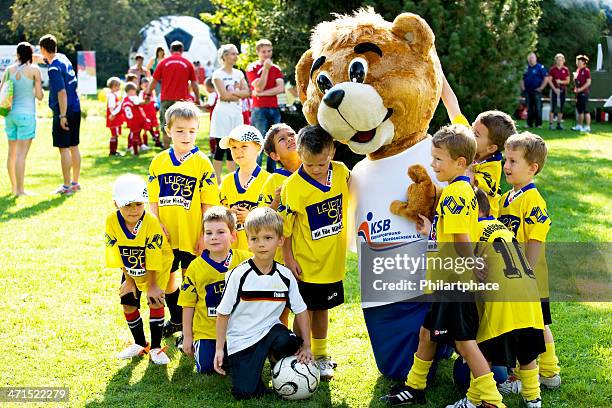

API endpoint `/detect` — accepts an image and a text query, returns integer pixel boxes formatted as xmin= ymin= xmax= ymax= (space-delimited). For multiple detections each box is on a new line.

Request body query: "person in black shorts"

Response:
xmin=38 ymin=34 xmax=82 ymax=196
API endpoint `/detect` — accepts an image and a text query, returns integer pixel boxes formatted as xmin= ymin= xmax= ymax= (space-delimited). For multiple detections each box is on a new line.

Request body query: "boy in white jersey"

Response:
xmin=148 ymin=102 xmax=220 ymax=337
xmin=105 ymin=174 xmax=173 ymax=364
xmin=498 ymin=132 xmax=560 ymax=392
xmin=214 ymin=207 xmax=312 ymax=399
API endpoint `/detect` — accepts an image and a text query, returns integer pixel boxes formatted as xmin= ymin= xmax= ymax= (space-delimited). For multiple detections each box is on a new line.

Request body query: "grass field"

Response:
xmin=0 ymin=103 xmax=610 ymax=407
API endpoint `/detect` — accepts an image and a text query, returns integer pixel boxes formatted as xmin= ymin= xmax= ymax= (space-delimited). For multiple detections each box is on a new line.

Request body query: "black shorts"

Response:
xmin=214 ymin=141 xmax=233 ymax=161
xmin=423 ymin=299 xmax=479 ymax=344
xmin=228 ymin=324 xmax=303 ymax=399
xmin=298 ymin=280 xmax=344 ymax=311
xmin=576 ymin=92 xmax=589 ymax=114
xmin=479 ymin=328 xmax=546 ymax=367
xmin=172 ymin=249 xmax=196 ymax=272
xmin=52 ymin=111 xmax=81 ymax=148
xmin=119 ymin=274 xmax=143 ymax=308
xmin=550 ymin=89 xmax=566 ymax=113
xmin=541 ymin=299 xmax=552 ymax=325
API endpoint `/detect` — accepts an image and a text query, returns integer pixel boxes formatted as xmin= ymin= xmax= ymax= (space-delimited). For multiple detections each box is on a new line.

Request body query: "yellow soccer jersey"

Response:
xmin=472 ymin=152 xmax=503 ymax=217
xmin=178 ymin=249 xmax=251 ymax=340
xmin=220 ymin=165 xmax=270 ymax=251
xmin=105 ymin=211 xmax=173 ymax=292
xmin=148 ymin=147 xmax=220 ymax=255
xmin=474 ymin=217 xmax=544 ymax=343
xmin=258 ymin=168 xmax=293 ymax=263
xmin=280 ymin=161 xmax=350 ymax=284
xmin=498 ymin=183 xmax=551 ymax=297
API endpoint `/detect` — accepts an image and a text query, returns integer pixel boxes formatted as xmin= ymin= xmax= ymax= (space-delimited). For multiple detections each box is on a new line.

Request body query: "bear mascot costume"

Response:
xmin=296 ymin=8 xmax=456 ymax=380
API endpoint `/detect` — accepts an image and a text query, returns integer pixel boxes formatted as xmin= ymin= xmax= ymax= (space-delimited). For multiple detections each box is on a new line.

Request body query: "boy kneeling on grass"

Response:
xmin=214 ymin=207 xmax=313 ymax=399
xmin=105 ymin=174 xmax=173 ymax=364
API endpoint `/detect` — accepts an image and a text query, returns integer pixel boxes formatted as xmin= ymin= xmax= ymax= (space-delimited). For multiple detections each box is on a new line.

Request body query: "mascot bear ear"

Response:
xmin=295 ymin=49 xmax=314 ymax=103
xmin=391 ymin=13 xmax=435 ymax=58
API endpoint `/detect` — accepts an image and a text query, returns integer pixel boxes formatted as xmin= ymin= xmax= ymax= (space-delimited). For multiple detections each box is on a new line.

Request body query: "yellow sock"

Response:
xmin=475 ymin=372 xmax=505 ymax=407
xmin=466 ymin=372 xmax=480 ymax=404
xmin=405 ymin=354 xmax=433 ymax=390
xmin=539 ymin=342 xmax=560 ymax=377
xmin=311 ymin=337 xmax=328 ymax=359
xmin=518 ymin=367 xmax=540 ymax=401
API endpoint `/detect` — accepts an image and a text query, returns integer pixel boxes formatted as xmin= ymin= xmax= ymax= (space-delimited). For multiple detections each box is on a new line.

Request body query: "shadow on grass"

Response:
xmin=0 ymin=195 xmax=66 ymax=223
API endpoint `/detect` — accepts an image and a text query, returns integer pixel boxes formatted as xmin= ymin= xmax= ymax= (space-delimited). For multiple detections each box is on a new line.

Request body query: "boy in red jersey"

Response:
xmin=140 ymin=77 xmax=162 ymax=148
xmin=106 ymin=77 xmax=124 ymax=156
xmin=121 ymin=82 xmax=150 ymax=155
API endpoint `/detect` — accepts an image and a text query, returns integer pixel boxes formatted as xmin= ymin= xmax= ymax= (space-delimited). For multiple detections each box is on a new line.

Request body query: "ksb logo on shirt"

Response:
xmin=205 ymin=280 xmax=225 ymax=316
xmin=305 ymin=194 xmax=343 ymax=240
xmin=357 ymin=212 xmax=391 ymax=243
xmin=158 ymin=173 xmax=197 ymax=209
xmin=119 ymin=246 xmax=146 ymax=276
xmin=232 ymin=200 xmax=259 ymax=230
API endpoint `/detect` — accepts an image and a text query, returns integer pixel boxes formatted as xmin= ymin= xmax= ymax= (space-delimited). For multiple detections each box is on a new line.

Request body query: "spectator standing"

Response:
xmin=520 ymin=52 xmax=548 ymax=128
xmin=146 ymin=47 xmax=165 ymax=73
xmin=127 ymin=53 xmax=150 ymax=84
xmin=146 ymin=41 xmax=200 ymax=148
xmin=572 ymin=55 xmax=591 ymax=132
xmin=246 ymin=39 xmax=284 ymax=172
xmin=547 ymin=53 xmax=570 ymax=130
xmin=204 ymin=60 xmax=214 ymax=79
xmin=4 ymin=42 xmax=43 ymax=196
xmin=38 ymin=34 xmax=82 ymax=196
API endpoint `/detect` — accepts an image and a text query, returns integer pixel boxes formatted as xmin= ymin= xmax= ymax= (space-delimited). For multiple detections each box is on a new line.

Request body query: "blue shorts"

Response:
xmin=363 ymin=301 xmax=448 ymax=380
xmin=5 ymin=113 xmax=36 ymax=140
xmin=194 ymin=339 xmax=216 ymax=374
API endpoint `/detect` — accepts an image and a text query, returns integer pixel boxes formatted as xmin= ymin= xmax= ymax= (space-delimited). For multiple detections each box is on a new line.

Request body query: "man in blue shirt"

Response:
xmin=39 ymin=34 xmax=82 ymax=196
xmin=520 ymin=52 xmax=548 ymax=128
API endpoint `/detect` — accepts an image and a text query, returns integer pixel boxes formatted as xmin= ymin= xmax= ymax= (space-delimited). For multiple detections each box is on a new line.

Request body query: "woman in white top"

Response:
xmin=4 ymin=42 xmax=43 ymax=196
xmin=209 ymin=44 xmax=250 ymax=182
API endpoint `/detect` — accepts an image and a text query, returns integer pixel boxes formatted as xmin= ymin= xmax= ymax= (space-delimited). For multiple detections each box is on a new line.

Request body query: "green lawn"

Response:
xmin=0 ymin=105 xmax=610 ymax=407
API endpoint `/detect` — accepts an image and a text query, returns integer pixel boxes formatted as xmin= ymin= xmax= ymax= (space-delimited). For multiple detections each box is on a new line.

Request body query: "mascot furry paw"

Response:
xmin=295 ymin=8 xmax=446 ymax=380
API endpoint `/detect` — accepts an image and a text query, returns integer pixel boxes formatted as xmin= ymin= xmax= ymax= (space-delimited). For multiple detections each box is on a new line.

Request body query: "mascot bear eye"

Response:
xmin=348 ymin=57 xmax=368 ymax=83
xmin=316 ymin=72 xmax=333 ymax=94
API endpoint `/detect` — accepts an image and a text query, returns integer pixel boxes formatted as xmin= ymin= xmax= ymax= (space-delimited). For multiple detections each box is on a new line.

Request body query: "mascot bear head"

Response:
xmin=296 ymin=8 xmax=443 ymax=160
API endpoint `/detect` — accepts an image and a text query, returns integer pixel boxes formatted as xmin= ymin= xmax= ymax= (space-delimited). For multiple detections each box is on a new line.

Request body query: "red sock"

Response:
xmin=110 ymin=137 xmax=118 ymax=154
xmin=128 ymin=131 xmax=133 ymax=149
xmin=142 ymin=132 xmax=148 ymax=146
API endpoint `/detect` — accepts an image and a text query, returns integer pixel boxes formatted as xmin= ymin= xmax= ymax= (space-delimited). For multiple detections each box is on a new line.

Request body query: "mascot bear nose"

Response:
xmin=323 ymin=89 xmax=345 ymax=109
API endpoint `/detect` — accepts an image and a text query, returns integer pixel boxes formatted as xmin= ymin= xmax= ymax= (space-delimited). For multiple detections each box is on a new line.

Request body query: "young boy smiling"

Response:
xmin=219 ymin=125 xmax=270 ymax=251
xmin=178 ymin=206 xmax=251 ymax=374
xmin=214 ymin=207 xmax=312 ymax=399
xmin=148 ymin=102 xmax=220 ymax=337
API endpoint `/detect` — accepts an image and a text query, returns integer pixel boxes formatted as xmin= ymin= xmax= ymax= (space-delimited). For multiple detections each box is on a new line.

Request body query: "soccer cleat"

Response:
xmin=523 ymin=397 xmax=542 ymax=408
xmin=379 ymin=384 xmax=425 ymax=405
xmin=445 ymin=398 xmax=502 ymax=408
xmin=109 ymin=151 xmax=123 ymax=157
xmin=150 ymin=346 xmax=170 ymax=365
xmin=54 ymin=185 xmax=74 ymax=196
xmin=583 ymin=126 xmax=591 ymax=133
xmin=539 ymin=373 xmax=561 ymax=389
xmin=140 ymin=144 xmax=151 ymax=152
xmin=571 ymin=125 xmax=583 ymax=131
xmin=162 ymin=320 xmax=182 ymax=337
xmin=498 ymin=375 xmax=521 ymax=394
xmin=70 ymin=182 xmax=81 ymax=193
xmin=117 ymin=343 xmax=149 ymax=359
xmin=315 ymin=356 xmax=336 ymax=380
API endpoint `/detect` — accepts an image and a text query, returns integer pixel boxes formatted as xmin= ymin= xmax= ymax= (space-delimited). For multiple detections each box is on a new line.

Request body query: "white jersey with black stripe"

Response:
xmin=217 ymin=259 xmax=307 ymax=355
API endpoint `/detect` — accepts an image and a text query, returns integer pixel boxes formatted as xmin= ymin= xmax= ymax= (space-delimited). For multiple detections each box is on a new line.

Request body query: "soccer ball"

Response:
xmin=271 ymin=356 xmax=320 ymax=400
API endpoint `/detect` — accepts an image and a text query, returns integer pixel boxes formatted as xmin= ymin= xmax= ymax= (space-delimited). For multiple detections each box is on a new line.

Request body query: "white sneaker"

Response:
xmin=523 ymin=397 xmax=542 ymax=408
xmin=583 ymin=126 xmax=591 ymax=133
xmin=498 ymin=375 xmax=522 ymax=394
xmin=539 ymin=373 xmax=561 ymax=389
xmin=150 ymin=347 xmax=170 ymax=365
xmin=117 ymin=343 xmax=149 ymax=359
xmin=315 ymin=356 xmax=335 ymax=380
xmin=571 ymin=125 xmax=583 ymax=131
xmin=445 ymin=397 xmax=478 ymax=408
xmin=140 ymin=144 xmax=151 ymax=152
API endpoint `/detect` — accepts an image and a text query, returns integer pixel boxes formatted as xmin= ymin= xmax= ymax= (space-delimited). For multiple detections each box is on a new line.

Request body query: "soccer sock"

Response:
xmin=110 ymin=137 xmax=118 ymax=154
xmin=149 ymin=307 xmax=165 ymax=349
xmin=311 ymin=337 xmax=328 ymax=359
xmin=124 ymin=310 xmax=146 ymax=347
xmin=518 ymin=367 xmax=540 ymax=401
xmin=539 ymin=342 xmax=560 ymax=377
xmin=466 ymin=372 xmax=480 ymax=404
xmin=405 ymin=354 xmax=432 ymax=390
xmin=474 ymin=372 xmax=504 ymax=407
xmin=142 ymin=132 xmax=148 ymax=146
xmin=165 ymin=289 xmax=182 ymax=324
xmin=128 ymin=132 xmax=133 ymax=149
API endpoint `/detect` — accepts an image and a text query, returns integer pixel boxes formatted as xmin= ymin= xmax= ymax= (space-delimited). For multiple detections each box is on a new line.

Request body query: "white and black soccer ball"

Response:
xmin=271 ymin=356 xmax=320 ymax=400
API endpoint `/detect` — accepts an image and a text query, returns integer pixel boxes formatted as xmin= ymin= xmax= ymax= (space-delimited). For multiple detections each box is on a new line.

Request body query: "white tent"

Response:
xmin=130 ymin=15 xmax=219 ymax=69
